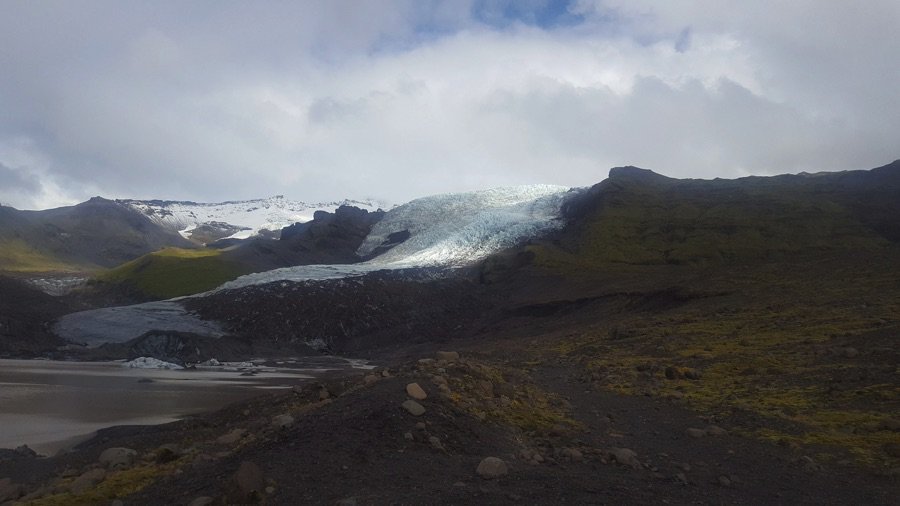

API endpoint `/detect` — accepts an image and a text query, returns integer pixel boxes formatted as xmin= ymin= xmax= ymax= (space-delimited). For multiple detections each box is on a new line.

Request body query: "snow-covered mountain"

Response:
xmin=119 ymin=196 xmax=387 ymax=242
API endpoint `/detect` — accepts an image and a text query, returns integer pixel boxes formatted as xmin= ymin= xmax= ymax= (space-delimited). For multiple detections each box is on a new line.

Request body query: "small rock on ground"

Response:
xmin=272 ymin=414 xmax=295 ymax=429
xmin=231 ymin=461 xmax=265 ymax=502
xmin=406 ymin=382 xmax=428 ymax=400
xmin=476 ymin=457 xmax=508 ymax=479
xmin=188 ymin=497 xmax=214 ymax=506
xmin=610 ymin=448 xmax=641 ymax=469
xmin=99 ymin=447 xmax=137 ymax=470
xmin=705 ymin=425 xmax=728 ymax=436
xmin=70 ymin=468 xmax=107 ymax=494
xmin=435 ymin=351 xmax=460 ymax=361
xmin=402 ymin=399 xmax=426 ymax=416
xmin=686 ymin=428 xmax=707 ymax=438
xmin=217 ymin=428 xmax=246 ymax=445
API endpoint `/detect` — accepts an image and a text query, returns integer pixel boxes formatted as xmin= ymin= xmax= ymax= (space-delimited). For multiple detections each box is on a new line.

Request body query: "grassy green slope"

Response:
xmin=531 ymin=170 xmax=890 ymax=271
xmin=93 ymin=248 xmax=252 ymax=300
xmin=505 ymin=167 xmax=900 ymax=469
xmin=0 ymin=238 xmax=89 ymax=273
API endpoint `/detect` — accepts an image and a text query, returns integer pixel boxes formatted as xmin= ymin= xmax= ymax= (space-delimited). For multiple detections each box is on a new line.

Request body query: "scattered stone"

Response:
xmin=404 ymin=432 xmax=414 ymax=441
xmin=675 ymin=472 xmax=688 ymax=485
xmin=417 ymin=358 xmax=435 ymax=365
xmin=476 ymin=380 xmax=495 ymax=398
xmin=686 ymin=428 xmax=707 ymax=438
xmin=428 ymin=436 xmax=444 ymax=450
xmin=435 ymin=351 xmax=460 ymax=362
xmin=415 ymin=422 xmax=427 ymax=430
xmin=189 ymin=497 xmax=214 ymax=506
xmin=111 ymin=500 xmax=125 ymax=506
xmin=476 ymin=457 xmax=508 ymax=479
xmin=684 ymin=369 xmax=702 ymax=380
xmin=718 ymin=475 xmax=732 ymax=487
xmin=843 ymin=347 xmax=859 ymax=358
xmin=363 ymin=374 xmax=380 ymax=385
xmin=800 ymin=455 xmax=822 ymax=472
xmin=265 ymin=486 xmax=276 ymax=494
xmin=705 ymin=425 xmax=728 ymax=436
xmin=0 ymin=478 xmax=24 ymax=503
xmin=406 ymin=382 xmax=428 ymax=400
xmin=319 ymin=387 xmax=330 ymax=400
xmin=431 ymin=375 xmax=448 ymax=386
xmin=70 ymin=468 xmax=107 ymax=494
xmin=610 ymin=448 xmax=641 ymax=469
xmin=231 ymin=461 xmax=265 ymax=502
xmin=560 ymin=448 xmax=583 ymax=462
xmin=337 ymin=498 xmax=358 ymax=506
xmin=155 ymin=443 xmax=181 ymax=464
xmin=217 ymin=428 xmax=246 ymax=445
xmin=99 ymin=447 xmax=138 ymax=470
xmin=402 ymin=400 xmax=426 ymax=416
xmin=272 ymin=414 xmax=295 ymax=429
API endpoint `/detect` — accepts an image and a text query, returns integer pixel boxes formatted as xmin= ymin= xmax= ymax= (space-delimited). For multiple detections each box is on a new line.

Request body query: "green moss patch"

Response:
xmin=93 ymin=247 xmax=251 ymax=299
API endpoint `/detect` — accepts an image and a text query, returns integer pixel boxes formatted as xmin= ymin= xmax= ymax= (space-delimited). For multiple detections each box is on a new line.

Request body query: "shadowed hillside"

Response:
xmin=0 ymin=197 xmax=194 ymax=272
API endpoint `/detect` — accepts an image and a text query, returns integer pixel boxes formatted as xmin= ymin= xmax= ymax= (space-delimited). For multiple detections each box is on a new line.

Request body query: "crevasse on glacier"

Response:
xmin=215 ymin=185 xmax=573 ymax=290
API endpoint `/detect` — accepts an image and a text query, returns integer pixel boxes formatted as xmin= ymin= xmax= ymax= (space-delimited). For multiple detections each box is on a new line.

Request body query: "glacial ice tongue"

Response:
xmin=216 ymin=185 xmax=572 ymax=290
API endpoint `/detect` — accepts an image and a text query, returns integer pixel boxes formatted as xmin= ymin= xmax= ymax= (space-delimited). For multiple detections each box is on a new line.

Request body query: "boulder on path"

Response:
xmin=476 ymin=457 xmax=508 ymax=479
xmin=402 ymin=400 xmax=426 ymax=416
xmin=99 ymin=447 xmax=138 ymax=470
xmin=406 ymin=382 xmax=428 ymax=400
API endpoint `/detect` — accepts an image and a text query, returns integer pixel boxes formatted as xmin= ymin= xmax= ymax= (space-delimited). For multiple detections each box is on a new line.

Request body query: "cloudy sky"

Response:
xmin=1 ymin=0 xmax=898 ymax=209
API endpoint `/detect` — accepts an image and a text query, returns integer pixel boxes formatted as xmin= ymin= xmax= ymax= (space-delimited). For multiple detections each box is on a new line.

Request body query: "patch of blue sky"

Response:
xmin=471 ymin=0 xmax=585 ymax=30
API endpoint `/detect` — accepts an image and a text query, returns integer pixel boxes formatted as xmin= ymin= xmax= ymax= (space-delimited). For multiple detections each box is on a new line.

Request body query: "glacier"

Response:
xmin=55 ymin=185 xmax=576 ymax=346
xmin=215 ymin=184 xmax=572 ymax=290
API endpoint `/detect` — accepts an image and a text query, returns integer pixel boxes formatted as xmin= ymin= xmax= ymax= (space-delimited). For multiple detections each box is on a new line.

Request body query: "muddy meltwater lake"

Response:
xmin=0 ymin=357 xmax=371 ymax=454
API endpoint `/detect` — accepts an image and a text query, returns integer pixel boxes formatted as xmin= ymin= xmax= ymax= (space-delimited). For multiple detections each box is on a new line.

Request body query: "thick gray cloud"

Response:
xmin=0 ymin=0 xmax=897 ymax=209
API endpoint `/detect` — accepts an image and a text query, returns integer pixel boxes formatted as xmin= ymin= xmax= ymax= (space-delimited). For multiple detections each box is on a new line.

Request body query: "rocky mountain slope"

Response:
xmin=0 ymin=197 xmax=193 ymax=272
xmin=120 ymin=196 xmax=385 ymax=243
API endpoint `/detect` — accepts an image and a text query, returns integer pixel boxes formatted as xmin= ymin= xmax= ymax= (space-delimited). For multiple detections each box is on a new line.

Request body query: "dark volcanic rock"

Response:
xmin=186 ymin=270 xmax=489 ymax=354
xmin=221 ymin=205 xmax=385 ymax=273
xmin=0 ymin=276 xmax=72 ymax=356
